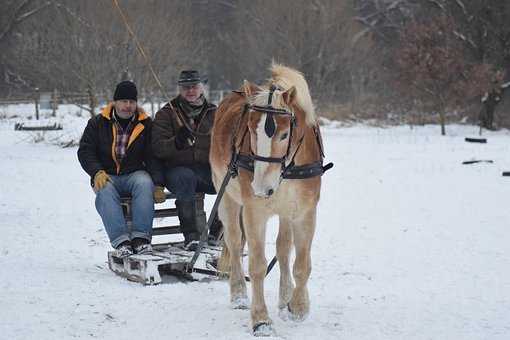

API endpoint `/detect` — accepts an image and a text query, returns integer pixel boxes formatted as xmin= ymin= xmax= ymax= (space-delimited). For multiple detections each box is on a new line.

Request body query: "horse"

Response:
xmin=210 ymin=64 xmax=331 ymax=336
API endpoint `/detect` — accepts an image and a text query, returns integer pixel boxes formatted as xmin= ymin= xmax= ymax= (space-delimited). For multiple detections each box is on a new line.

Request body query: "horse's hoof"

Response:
xmin=230 ymin=295 xmax=249 ymax=310
xmin=285 ymin=303 xmax=309 ymax=322
xmin=278 ymin=306 xmax=291 ymax=321
xmin=252 ymin=321 xmax=274 ymax=337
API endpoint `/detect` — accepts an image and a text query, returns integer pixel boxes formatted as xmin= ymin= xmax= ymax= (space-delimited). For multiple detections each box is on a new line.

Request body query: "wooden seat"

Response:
xmin=119 ymin=192 xmax=206 ymax=239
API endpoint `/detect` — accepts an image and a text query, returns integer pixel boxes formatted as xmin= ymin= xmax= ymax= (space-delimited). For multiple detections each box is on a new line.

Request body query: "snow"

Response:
xmin=1 ymin=106 xmax=509 ymax=339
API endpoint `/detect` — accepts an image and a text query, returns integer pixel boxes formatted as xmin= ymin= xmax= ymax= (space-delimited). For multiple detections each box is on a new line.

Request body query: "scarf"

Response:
xmin=177 ymin=95 xmax=206 ymax=119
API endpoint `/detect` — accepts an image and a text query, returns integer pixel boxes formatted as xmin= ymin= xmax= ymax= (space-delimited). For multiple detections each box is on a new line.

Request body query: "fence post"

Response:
xmin=34 ymin=87 xmax=40 ymax=120
xmin=51 ymin=88 xmax=58 ymax=117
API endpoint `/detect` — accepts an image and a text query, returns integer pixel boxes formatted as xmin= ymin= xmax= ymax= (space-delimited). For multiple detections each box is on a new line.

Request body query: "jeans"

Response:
xmin=164 ymin=164 xmax=216 ymax=202
xmin=95 ymin=170 xmax=154 ymax=248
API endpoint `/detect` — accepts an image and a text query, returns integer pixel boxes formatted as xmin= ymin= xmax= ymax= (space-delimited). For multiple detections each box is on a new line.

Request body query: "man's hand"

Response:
xmin=175 ymin=127 xmax=195 ymax=150
xmin=153 ymin=186 xmax=166 ymax=203
xmin=94 ymin=170 xmax=111 ymax=190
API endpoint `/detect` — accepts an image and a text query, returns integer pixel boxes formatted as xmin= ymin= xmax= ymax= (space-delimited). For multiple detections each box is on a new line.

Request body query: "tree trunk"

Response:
xmin=438 ymin=109 xmax=446 ymax=135
xmin=34 ymin=87 xmax=39 ymax=120
xmin=86 ymin=86 xmax=97 ymax=117
xmin=438 ymin=98 xmax=446 ymax=136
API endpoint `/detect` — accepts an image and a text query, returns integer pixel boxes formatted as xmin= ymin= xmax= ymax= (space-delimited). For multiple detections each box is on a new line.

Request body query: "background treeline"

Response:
xmin=1 ymin=0 xmax=509 ymax=127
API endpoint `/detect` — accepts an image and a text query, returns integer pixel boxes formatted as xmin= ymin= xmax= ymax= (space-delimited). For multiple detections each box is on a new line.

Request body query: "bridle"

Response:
xmin=237 ymin=84 xmax=302 ymax=177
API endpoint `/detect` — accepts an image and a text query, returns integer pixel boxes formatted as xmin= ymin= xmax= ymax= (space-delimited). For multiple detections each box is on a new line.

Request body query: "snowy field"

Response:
xmin=1 ymin=106 xmax=509 ymax=339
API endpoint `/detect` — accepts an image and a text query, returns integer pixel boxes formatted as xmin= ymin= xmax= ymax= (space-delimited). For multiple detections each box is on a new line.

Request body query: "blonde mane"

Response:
xmin=250 ymin=63 xmax=316 ymax=126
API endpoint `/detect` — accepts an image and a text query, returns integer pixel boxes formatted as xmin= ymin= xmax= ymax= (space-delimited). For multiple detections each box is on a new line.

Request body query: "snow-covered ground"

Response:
xmin=1 ymin=106 xmax=509 ymax=339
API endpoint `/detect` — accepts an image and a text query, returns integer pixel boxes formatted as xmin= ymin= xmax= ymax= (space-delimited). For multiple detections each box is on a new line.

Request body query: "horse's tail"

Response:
xmin=217 ymin=207 xmax=246 ymax=275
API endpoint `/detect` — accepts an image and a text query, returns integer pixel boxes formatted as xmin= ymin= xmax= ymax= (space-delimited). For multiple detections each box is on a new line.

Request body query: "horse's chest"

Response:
xmin=269 ymin=186 xmax=300 ymax=215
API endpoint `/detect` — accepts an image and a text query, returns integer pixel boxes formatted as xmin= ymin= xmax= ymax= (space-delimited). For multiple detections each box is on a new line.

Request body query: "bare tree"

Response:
xmin=5 ymin=0 xmax=202 ymax=115
xmin=0 ymin=0 xmax=52 ymax=94
xmin=395 ymin=16 xmax=490 ymax=135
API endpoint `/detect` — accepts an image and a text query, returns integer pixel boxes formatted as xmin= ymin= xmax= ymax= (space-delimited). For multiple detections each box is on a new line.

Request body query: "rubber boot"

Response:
xmin=176 ymin=200 xmax=200 ymax=247
xmin=208 ymin=214 xmax=223 ymax=246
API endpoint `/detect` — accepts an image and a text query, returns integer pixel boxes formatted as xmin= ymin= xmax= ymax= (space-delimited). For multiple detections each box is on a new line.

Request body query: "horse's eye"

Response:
xmin=280 ymin=132 xmax=289 ymax=141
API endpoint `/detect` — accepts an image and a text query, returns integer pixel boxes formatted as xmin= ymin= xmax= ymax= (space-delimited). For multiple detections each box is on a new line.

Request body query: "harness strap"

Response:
xmin=313 ymin=124 xmax=326 ymax=159
xmin=237 ymin=154 xmax=333 ymax=179
xmin=268 ymin=84 xmax=277 ymax=105
xmin=251 ymin=154 xmax=285 ymax=163
xmin=187 ymin=167 xmax=234 ymax=271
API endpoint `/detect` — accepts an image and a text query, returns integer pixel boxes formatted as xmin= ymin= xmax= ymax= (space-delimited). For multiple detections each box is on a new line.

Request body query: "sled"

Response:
xmin=107 ymin=243 xmax=223 ymax=284
xmin=107 ymin=192 xmax=225 ymax=284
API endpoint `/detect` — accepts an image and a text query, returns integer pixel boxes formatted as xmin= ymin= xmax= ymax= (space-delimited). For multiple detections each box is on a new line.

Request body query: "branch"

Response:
xmin=15 ymin=1 xmax=50 ymax=21
xmin=412 ymin=80 xmax=436 ymax=97
xmin=454 ymin=0 xmax=468 ymax=17
xmin=0 ymin=1 xmax=51 ymax=43
xmin=453 ymin=30 xmax=477 ymax=49
xmin=59 ymin=92 xmax=94 ymax=114
xmin=50 ymin=0 xmax=92 ymax=28
xmin=70 ymin=102 xmax=93 ymax=114
xmin=351 ymin=27 xmax=372 ymax=45
xmin=425 ymin=0 xmax=446 ymax=12
xmin=355 ymin=0 xmax=405 ymax=22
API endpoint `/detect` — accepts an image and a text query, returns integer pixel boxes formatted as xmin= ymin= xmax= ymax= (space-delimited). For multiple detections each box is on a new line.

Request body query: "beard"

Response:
xmin=116 ymin=109 xmax=135 ymax=119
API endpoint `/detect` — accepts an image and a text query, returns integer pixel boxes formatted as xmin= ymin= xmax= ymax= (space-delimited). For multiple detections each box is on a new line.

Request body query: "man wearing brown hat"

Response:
xmin=152 ymin=70 xmax=222 ymax=251
xmin=78 ymin=80 xmax=165 ymax=257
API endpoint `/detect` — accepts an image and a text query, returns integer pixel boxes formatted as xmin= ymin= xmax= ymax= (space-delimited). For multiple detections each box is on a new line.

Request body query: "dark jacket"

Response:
xmin=152 ymin=97 xmax=216 ymax=168
xmin=77 ymin=103 xmax=164 ymax=186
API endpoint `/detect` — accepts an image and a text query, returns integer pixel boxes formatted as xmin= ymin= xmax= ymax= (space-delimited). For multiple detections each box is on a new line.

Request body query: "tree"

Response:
xmin=0 ymin=0 xmax=51 ymax=94
xmin=4 ymin=0 xmax=201 ymax=115
xmin=395 ymin=16 xmax=490 ymax=135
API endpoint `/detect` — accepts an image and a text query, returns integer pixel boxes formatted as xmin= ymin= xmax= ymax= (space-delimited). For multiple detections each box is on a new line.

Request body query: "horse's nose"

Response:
xmin=266 ymin=188 xmax=274 ymax=197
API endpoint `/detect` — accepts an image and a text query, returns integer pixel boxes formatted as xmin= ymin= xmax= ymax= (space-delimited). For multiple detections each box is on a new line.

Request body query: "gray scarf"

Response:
xmin=178 ymin=95 xmax=205 ymax=118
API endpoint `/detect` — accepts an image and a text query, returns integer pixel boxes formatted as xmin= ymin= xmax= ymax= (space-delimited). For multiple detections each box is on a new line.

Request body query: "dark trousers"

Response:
xmin=163 ymin=164 xmax=222 ymax=238
xmin=163 ymin=164 xmax=216 ymax=202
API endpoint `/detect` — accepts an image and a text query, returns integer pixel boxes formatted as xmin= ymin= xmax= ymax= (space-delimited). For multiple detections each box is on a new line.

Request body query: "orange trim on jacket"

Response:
xmin=100 ymin=103 xmax=149 ymax=174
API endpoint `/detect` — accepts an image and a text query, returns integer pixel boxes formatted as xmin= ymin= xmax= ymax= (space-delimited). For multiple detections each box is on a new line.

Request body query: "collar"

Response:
xmin=101 ymin=103 xmax=149 ymax=121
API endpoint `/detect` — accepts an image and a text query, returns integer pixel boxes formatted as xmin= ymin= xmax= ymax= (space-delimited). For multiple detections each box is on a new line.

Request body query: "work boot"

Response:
xmin=132 ymin=237 xmax=153 ymax=255
xmin=176 ymin=199 xmax=200 ymax=249
xmin=114 ymin=241 xmax=133 ymax=258
xmin=184 ymin=239 xmax=200 ymax=252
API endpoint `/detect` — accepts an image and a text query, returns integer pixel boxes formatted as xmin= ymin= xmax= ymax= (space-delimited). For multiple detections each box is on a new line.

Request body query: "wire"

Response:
xmin=111 ymin=0 xmax=181 ymax=124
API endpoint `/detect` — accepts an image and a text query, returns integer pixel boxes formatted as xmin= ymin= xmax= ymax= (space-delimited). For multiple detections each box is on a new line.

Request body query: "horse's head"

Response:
xmin=244 ymin=80 xmax=298 ymax=198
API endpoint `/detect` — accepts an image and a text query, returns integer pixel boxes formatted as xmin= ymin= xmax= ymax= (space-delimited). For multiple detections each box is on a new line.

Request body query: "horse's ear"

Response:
xmin=282 ymin=86 xmax=297 ymax=106
xmin=243 ymin=80 xmax=262 ymax=97
xmin=243 ymin=80 xmax=253 ymax=97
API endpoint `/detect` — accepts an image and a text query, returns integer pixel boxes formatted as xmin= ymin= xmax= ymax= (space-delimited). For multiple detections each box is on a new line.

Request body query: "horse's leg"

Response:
xmin=219 ymin=193 xmax=248 ymax=309
xmin=277 ymin=216 xmax=294 ymax=312
xmin=288 ymin=207 xmax=317 ymax=321
xmin=243 ymin=204 xmax=273 ymax=335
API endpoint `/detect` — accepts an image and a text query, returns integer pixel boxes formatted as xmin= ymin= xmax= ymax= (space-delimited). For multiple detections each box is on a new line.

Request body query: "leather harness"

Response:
xmin=231 ymin=86 xmax=333 ymax=180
